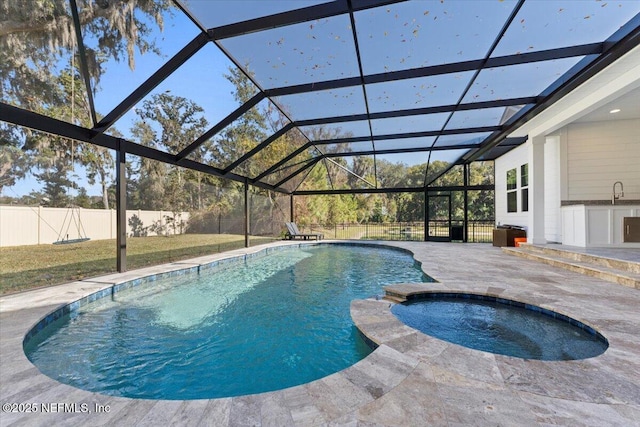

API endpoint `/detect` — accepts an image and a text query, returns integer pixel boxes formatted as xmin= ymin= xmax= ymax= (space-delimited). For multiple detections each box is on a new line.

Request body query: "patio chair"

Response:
xmin=284 ymin=222 xmax=324 ymax=240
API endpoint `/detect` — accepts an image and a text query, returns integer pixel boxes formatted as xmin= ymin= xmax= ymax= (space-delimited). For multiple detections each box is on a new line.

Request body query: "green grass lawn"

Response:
xmin=0 ymin=234 xmax=276 ymax=295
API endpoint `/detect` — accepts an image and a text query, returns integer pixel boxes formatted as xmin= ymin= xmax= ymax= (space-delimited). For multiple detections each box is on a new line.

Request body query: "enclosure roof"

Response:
xmin=2 ymin=0 xmax=639 ymax=194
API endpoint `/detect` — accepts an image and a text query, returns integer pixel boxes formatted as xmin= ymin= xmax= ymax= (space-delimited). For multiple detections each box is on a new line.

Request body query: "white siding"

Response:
xmin=566 ymin=119 xmax=640 ymax=201
xmin=495 ymin=142 xmax=529 ymax=229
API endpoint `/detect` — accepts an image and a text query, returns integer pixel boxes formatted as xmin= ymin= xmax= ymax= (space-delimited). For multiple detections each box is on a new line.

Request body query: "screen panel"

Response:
xmin=366 ymin=71 xmax=473 ymax=113
xmin=355 ymin=0 xmax=517 ymax=74
xmin=493 ymin=0 xmax=640 ymax=57
xmin=179 ymin=0 xmax=330 ymax=29
xmin=220 ymin=14 xmax=359 ymax=89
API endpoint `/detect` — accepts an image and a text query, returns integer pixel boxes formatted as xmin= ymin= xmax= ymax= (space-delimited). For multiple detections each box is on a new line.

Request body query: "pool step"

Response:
xmin=383 ymin=283 xmax=435 ymax=303
xmin=502 ymin=245 xmax=640 ymax=290
xmin=383 ymin=293 xmax=406 ymax=303
xmin=518 ymin=244 xmax=640 ymax=274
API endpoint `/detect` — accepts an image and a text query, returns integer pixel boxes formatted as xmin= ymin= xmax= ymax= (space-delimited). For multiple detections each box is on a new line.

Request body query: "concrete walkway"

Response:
xmin=1 ymin=242 xmax=639 ymax=426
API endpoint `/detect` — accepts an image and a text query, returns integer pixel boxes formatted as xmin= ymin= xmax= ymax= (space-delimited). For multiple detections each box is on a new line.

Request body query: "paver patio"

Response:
xmin=1 ymin=241 xmax=639 ymax=426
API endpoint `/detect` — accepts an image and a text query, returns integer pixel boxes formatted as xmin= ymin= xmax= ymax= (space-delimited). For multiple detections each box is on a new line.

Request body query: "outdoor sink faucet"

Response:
xmin=612 ymin=181 xmax=624 ymax=204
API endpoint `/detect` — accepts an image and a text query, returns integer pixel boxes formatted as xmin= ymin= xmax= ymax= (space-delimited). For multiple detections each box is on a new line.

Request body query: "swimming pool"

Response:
xmin=392 ymin=293 xmax=608 ymax=360
xmin=24 ymin=244 xmax=429 ymax=399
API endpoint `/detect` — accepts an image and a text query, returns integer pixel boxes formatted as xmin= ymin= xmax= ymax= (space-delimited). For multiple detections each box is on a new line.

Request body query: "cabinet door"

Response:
xmin=623 ymin=217 xmax=640 ymax=242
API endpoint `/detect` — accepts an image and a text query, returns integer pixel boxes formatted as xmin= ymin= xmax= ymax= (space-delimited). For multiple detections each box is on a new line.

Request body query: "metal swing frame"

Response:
xmin=53 ymin=206 xmax=91 ymax=245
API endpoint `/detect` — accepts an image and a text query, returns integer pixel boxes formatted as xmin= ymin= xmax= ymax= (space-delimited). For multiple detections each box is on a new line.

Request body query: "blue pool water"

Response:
xmin=392 ymin=295 xmax=608 ymax=360
xmin=25 ymin=245 xmax=428 ymax=399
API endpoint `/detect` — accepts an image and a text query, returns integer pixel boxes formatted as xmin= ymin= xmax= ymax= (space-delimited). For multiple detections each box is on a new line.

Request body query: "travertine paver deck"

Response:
xmin=1 ymin=241 xmax=639 ymax=426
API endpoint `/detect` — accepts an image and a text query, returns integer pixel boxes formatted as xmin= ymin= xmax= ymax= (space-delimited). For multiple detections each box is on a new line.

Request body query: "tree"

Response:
xmin=468 ymin=161 xmax=495 ymax=220
xmin=83 ymin=143 xmax=114 ymax=209
xmin=1 ymin=64 xmax=116 ymax=206
xmin=74 ymin=187 xmax=92 ymax=208
xmin=348 ymin=156 xmax=375 ymax=189
xmin=1 ymin=0 xmax=170 ymax=111
xmin=128 ymin=93 xmax=209 ymax=211
xmin=212 ymin=67 xmax=267 ymax=169
xmin=396 ymin=192 xmax=424 ymax=222
xmin=0 ymin=124 xmax=32 ymax=192
xmin=326 ymin=194 xmax=358 ymax=226
xmin=128 ymin=120 xmax=166 ymax=210
xmin=35 ymin=160 xmax=75 ymax=207
xmin=1 ymin=0 xmax=170 ymax=200
xmin=57 ymin=67 xmax=115 ymax=209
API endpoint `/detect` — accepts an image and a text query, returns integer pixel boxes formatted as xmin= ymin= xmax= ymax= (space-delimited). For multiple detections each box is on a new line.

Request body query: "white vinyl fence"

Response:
xmin=0 ymin=205 xmax=189 ymax=247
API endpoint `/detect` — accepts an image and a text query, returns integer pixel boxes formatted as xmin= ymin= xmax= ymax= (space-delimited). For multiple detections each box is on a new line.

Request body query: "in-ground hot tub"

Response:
xmin=391 ymin=293 xmax=608 ymax=360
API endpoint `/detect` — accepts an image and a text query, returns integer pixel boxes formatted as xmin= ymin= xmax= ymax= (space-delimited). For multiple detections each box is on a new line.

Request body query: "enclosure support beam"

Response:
xmin=290 ymin=195 xmax=294 ymax=223
xmin=208 ymin=0 xmax=407 ymax=40
xmin=244 ymin=179 xmax=250 ymax=248
xmin=424 ymin=190 xmax=429 ymax=242
xmin=69 ymin=0 xmax=97 ymax=126
xmin=116 ymin=143 xmax=127 ymax=272
xmin=294 ymin=184 xmax=492 ymax=196
xmin=0 ymin=102 xmax=290 ymax=195
xmin=464 ymin=163 xmax=469 ymax=243
xmin=448 ymin=194 xmax=452 ymax=242
xmin=266 ymin=44 xmax=602 ymax=98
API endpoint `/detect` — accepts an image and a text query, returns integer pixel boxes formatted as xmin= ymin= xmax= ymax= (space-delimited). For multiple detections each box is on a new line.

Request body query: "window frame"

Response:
xmin=506 ymin=167 xmax=517 ymax=213
xmin=520 ymin=163 xmax=529 ymax=212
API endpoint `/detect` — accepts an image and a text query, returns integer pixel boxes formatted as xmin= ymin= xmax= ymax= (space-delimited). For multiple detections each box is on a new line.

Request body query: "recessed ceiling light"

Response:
xmin=610 ymin=109 xmax=621 ymax=114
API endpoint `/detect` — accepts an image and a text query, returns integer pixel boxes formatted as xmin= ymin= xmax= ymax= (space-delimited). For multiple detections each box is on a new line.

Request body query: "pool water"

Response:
xmin=392 ymin=295 xmax=608 ymax=360
xmin=25 ymin=245 xmax=428 ymax=399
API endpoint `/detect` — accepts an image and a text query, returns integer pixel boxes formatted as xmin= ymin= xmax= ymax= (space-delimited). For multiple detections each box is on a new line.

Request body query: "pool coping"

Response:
xmin=2 ymin=240 xmax=640 ymax=426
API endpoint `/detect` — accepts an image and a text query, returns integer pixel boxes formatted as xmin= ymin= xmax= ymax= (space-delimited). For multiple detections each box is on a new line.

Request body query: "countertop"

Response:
xmin=561 ymin=200 xmax=640 ymax=206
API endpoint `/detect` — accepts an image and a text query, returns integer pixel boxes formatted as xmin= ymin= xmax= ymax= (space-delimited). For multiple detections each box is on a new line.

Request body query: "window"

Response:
xmin=520 ymin=163 xmax=528 ymax=187
xmin=521 ymin=163 xmax=529 ymax=212
xmin=507 ymin=168 xmax=517 ymax=191
xmin=507 ymin=168 xmax=517 ymax=212
xmin=507 ymin=191 xmax=517 ymax=213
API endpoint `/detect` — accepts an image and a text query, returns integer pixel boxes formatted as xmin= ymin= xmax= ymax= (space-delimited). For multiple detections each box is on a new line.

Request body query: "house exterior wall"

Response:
xmin=495 ymin=143 xmax=529 ymax=229
xmin=495 ymin=118 xmax=639 ymax=244
xmin=565 ymin=119 xmax=640 ymax=201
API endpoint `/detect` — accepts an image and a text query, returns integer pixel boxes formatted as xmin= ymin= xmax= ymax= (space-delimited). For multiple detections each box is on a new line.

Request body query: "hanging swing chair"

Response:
xmin=51 ymin=42 xmax=90 ymax=246
xmin=53 ymin=205 xmax=91 ymax=245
